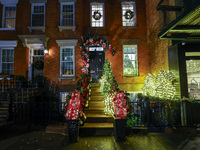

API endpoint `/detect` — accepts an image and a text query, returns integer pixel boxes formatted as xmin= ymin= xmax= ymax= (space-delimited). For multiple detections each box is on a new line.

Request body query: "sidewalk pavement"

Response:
xmin=0 ymin=125 xmax=200 ymax=150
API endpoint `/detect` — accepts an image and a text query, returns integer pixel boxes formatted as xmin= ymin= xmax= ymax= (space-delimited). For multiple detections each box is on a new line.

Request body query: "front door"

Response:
xmin=32 ymin=49 xmax=44 ymax=80
xmin=89 ymin=50 xmax=105 ymax=83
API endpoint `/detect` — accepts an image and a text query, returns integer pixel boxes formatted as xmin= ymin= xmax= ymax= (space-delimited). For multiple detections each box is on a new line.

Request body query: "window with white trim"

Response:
xmin=60 ymin=47 xmax=75 ymax=76
xmin=31 ymin=3 xmax=45 ymax=26
xmin=60 ymin=3 xmax=75 ymax=26
xmin=122 ymin=2 xmax=136 ymax=27
xmin=2 ymin=5 xmax=16 ymax=28
xmin=91 ymin=3 xmax=104 ymax=27
xmin=123 ymin=45 xmax=138 ymax=76
xmin=0 ymin=48 xmax=14 ymax=74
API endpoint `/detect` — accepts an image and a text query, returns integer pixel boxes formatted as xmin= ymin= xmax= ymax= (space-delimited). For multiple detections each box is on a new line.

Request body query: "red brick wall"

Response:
xmin=0 ymin=0 xmax=149 ymax=91
xmin=145 ymin=0 xmax=169 ymax=76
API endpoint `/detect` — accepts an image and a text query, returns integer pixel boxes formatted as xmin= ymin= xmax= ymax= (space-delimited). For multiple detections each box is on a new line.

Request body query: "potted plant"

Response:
xmin=65 ymin=91 xmax=81 ymax=143
xmin=112 ymin=91 xmax=128 ymax=141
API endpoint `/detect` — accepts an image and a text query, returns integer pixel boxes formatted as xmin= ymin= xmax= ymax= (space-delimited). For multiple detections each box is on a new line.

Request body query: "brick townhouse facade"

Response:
xmin=0 ymin=0 xmax=149 ymax=92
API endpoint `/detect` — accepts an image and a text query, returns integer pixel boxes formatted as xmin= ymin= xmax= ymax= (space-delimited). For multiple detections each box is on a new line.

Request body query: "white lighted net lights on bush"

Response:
xmin=112 ymin=91 xmax=127 ymax=119
xmin=103 ymin=92 xmax=115 ymax=115
xmin=65 ymin=92 xmax=83 ymax=120
xmin=142 ymin=70 xmax=176 ymax=99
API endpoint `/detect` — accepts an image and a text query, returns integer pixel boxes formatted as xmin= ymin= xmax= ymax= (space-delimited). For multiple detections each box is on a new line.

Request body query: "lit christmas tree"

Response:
xmin=99 ymin=58 xmax=119 ymax=96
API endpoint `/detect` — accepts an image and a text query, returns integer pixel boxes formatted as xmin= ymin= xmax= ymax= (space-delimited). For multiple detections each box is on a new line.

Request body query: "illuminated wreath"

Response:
xmin=92 ymin=11 xmax=102 ymax=20
xmin=124 ymin=10 xmax=134 ymax=19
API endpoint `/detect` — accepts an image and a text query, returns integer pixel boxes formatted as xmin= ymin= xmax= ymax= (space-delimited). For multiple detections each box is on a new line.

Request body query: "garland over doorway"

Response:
xmin=80 ymin=35 xmax=115 ymax=74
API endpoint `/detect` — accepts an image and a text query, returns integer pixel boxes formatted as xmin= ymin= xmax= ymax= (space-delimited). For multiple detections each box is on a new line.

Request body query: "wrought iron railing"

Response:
xmin=13 ymin=102 xmax=66 ymax=125
xmin=0 ymin=75 xmax=62 ymax=124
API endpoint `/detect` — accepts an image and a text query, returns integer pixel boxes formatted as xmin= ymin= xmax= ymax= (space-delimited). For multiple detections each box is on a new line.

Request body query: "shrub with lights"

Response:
xmin=142 ymin=70 xmax=176 ymax=99
xmin=99 ymin=58 xmax=118 ymax=96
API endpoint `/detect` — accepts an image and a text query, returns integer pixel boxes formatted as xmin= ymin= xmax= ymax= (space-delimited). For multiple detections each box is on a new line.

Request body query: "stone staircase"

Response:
xmin=80 ymin=84 xmax=114 ymax=136
xmin=0 ymin=101 xmax=9 ymax=126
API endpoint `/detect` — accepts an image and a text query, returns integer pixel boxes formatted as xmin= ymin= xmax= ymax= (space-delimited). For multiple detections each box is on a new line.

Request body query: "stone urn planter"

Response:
xmin=114 ymin=118 xmax=127 ymax=141
xmin=66 ymin=119 xmax=79 ymax=143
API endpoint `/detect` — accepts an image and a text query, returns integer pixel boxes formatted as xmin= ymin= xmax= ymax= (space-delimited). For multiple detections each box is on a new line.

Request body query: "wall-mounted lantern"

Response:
xmin=44 ymin=48 xmax=49 ymax=55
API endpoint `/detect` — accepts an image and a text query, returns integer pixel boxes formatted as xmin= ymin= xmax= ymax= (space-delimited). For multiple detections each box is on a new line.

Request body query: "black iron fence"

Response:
xmin=13 ymin=102 xmax=66 ymax=125
xmin=0 ymin=75 xmax=62 ymax=124
xmin=127 ymin=96 xmax=200 ymax=130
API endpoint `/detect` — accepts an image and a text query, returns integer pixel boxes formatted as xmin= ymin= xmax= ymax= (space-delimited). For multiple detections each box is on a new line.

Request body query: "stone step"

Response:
xmin=91 ymin=87 xmax=101 ymax=92
xmin=85 ymin=114 xmax=113 ymax=123
xmin=84 ymin=109 xmax=105 ymax=114
xmin=0 ymin=114 xmax=7 ymax=118
xmin=89 ymin=101 xmax=105 ymax=108
xmin=91 ymin=91 xmax=102 ymax=96
xmin=90 ymin=96 xmax=105 ymax=101
xmin=80 ymin=122 xmax=113 ymax=128
xmin=91 ymin=84 xmax=101 ymax=87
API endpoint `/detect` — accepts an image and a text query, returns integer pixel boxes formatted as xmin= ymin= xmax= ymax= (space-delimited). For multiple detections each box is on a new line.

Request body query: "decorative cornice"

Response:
xmin=0 ymin=40 xmax=18 ymax=47
xmin=56 ymin=39 xmax=78 ymax=46
xmin=29 ymin=0 xmax=47 ymax=3
xmin=18 ymin=35 xmax=47 ymax=47
xmin=59 ymin=0 xmax=76 ymax=2
xmin=119 ymin=39 xmax=141 ymax=45
xmin=0 ymin=0 xmax=18 ymax=5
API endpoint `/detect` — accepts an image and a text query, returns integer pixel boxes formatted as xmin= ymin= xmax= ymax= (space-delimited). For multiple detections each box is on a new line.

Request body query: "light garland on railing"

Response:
xmin=103 ymin=92 xmax=115 ymax=115
xmin=142 ymin=70 xmax=176 ymax=99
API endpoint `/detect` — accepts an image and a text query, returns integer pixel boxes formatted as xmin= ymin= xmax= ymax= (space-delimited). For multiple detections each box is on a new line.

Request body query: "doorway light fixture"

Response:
xmin=44 ymin=48 xmax=49 ymax=55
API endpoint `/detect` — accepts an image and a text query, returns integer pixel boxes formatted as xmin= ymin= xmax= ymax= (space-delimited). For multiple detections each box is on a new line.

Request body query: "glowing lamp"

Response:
xmin=44 ymin=49 xmax=49 ymax=55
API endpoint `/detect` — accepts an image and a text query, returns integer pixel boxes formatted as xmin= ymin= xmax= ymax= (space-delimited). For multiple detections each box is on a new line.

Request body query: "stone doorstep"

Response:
xmin=45 ymin=124 xmax=68 ymax=136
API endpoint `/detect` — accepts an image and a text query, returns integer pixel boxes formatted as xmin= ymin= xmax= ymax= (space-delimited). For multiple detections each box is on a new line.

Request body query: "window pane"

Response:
xmin=61 ymin=48 xmax=74 ymax=76
xmin=122 ymin=2 xmax=136 ymax=27
xmin=186 ymin=60 xmax=200 ymax=100
xmin=61 ymin=4 xmax=74 ymax=26
xmin=5 ymin=7 xmax=16 ymax=17
xmin=123 ymin=45 xmax=138 ymax=76
xmin=91 ymin=3 xmax=104 ymax=27
xmin=32 ymin=14 xmax=44 ymax=26
xmin=1 ymin=49 xmax=14 ymax=74
xmin=4 ymin=6 xmax=16 ymax=28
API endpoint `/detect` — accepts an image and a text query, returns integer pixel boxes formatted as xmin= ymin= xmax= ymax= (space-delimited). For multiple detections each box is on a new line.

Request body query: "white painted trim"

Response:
xmin=28 ymin=45 xmax=44 ymax=81
xmin=18 ymin=35 xmax=47 ymax=47
xmin=60 ymin=46 xmax=75 ymax=78
xmin=0 ymin=48 xmax=15 ymax=74
xmin=0 ymin=40 xmax=18 ymax=47
xmin=56 ymin=39 xmax=78 ymax=46
xmin=58 ymin=26 xmax=76 ymax=31
xmin=0 ymin=28 xmax=15 ymax=30
xmin=90 ymin=3 xmax=105 ymax=27
xmin=60 ymin=2 xmax=75 ymax=26
xmin=123 ymin=45 xmax=138 ymax=76
xmin=31 ymin=3 xmax=45 ymax=27
xmin=27 ymin=26 xmax=45 ymax=32
xmin=0 ymin=0 xmax=18 ymax=5
xmin=1 ymin=4 xmax=16 ymax=29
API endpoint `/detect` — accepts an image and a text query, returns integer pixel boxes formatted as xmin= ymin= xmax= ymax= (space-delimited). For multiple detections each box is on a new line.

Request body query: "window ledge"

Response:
xmin=123 ymin=75 xmax=139 ymax=78
xmin=58 ymin=76 xmax=76 ymax=81
xmin=122 ymin=26 xmax=138 ymax=29
xmin=0 ymin=28 xmax=15 ymax=31
xmin=90 ymin=27 xmax=106 ymax=29
xmin=58 ymin=26 xmax=76 ymax=32
xmin=28 ymin=26 xmax=45 ymax=32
